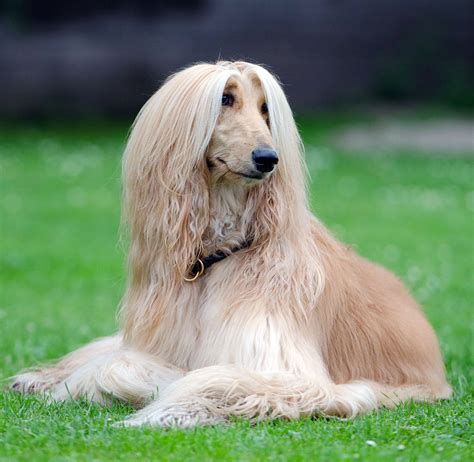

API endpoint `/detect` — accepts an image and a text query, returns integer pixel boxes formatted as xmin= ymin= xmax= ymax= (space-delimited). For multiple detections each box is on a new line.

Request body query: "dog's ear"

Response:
xmin=123 ymin=126 xmax=210 ymax=283
xmin=246 ymin=64 xmax=309 ymax=245
xmin=156 ymin=157 xmax=210 ymax=278
xmin=122 ymin=127 xmax=210 ymax=345
xmin=121 ymin=65 xmax=237 ymax=347
xmin=247 ymin=173 xmax=294 ymax=244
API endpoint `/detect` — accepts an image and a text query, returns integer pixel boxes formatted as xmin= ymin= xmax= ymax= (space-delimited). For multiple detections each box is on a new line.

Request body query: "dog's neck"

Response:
xmin=203 ymin=183 xmax=250 ymax=254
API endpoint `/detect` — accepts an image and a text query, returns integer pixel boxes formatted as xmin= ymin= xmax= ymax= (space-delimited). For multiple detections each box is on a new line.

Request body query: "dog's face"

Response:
xmin=207 ymin=74 xmax=277 ymax=185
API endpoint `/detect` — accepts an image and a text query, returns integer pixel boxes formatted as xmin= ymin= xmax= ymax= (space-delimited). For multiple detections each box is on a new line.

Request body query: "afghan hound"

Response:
xmin=12 ymin=61 xmax=451 ymax=428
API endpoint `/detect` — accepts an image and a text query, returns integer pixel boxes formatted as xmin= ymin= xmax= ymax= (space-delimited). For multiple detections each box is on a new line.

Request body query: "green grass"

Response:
xmin=1 ymin=118 xmax=473 ymax=461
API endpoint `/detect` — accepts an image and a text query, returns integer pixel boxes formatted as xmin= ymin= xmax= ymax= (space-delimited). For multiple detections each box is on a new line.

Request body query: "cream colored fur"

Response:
xmin=12 ymin=61 xmax=451 ymax=428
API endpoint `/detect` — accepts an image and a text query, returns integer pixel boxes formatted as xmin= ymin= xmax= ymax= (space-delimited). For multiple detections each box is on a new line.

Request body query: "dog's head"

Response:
xmin=207 ymin=63 xmax=278 ymax=185
xmin=123 ymin=61 xmax=307 ymax=277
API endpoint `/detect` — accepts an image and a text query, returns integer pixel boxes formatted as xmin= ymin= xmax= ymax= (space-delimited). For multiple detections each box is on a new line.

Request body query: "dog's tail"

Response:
xmin=121 ymin=365 xmax=378 ymax=427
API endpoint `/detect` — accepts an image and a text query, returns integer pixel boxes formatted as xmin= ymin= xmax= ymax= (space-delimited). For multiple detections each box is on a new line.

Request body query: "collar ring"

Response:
xmin=183 ymin=258 xmax=205 ymax=282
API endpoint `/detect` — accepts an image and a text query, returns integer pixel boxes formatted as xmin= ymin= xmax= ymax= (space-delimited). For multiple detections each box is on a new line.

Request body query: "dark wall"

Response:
xmin=1 ymin=0 xmax=472 ymax=118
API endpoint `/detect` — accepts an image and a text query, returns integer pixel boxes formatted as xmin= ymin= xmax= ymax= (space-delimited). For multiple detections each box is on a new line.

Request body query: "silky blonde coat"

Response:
xmin=12 ymin=61 xmax=451 ymax=428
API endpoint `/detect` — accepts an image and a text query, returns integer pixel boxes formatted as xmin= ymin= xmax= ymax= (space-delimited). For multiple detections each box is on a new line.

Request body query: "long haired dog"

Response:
xmin=12 ymin=61 xmax=451 ymax=428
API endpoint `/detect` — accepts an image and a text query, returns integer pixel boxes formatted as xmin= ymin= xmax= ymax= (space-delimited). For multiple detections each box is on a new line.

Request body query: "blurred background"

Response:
xmin=1 ymin=0 xmax=473 ymax=118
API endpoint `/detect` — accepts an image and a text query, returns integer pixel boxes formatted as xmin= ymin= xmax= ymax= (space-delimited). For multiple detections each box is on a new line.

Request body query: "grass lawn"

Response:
xmin=1 ymin=116 xmax=473 ymax=461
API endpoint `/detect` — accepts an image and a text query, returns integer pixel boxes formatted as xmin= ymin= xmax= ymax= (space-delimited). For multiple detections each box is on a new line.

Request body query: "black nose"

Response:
xmin=252 ymin=148 xmax=279 ymax=173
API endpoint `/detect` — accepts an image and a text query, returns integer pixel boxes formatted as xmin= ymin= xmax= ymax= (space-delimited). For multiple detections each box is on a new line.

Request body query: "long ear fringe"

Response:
xmin=121 ymin=64 xmax=238 ymax=347
xmin=245 ymin=64 xmax=310 ymax=244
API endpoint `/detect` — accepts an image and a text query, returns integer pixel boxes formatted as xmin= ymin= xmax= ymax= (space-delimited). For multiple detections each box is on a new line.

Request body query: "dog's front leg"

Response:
xmin=12 ymin=334 xmax=184 ymax=406
xmin=12 ymin=335 xmax=123 ymax=394
xmin=118 ymin=365 xmax=377 ymax=428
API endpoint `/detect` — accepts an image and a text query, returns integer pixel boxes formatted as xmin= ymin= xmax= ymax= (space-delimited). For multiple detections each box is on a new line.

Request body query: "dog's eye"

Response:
xmin=261 ymin=102 xmax=268 ymax=114
xmin=222 ymin=93 xmax=234 ymax=107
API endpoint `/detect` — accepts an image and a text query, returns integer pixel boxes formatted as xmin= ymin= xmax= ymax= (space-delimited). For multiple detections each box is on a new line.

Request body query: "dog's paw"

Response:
xmin=10 ymin=370 xmax=60 ymax=395
xmin=116 ymin=403 xmax=226 ymax=429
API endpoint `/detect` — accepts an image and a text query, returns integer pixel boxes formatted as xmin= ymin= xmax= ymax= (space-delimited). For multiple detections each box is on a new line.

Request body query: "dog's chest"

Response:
xmin=208 ymin=212 xmax=240 ymax=243
xmin=154 ymin=259 xmax=321 ymax=377
xmin=189 ymin=295 xmax=277 ymax=370
xmin=176 ymin=274 xmax=313 ymax=375
xmin=204 ymin=185 xmax=248 ymax=249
